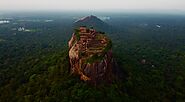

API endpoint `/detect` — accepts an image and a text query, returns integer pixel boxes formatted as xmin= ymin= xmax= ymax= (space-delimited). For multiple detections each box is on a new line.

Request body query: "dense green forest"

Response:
xmin=0 ymin=12 xmax=185 ymax=101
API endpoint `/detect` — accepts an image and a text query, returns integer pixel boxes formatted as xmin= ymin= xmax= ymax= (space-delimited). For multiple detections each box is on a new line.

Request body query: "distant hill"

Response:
xmin=74 ymin=15 xmax=111 ymax=31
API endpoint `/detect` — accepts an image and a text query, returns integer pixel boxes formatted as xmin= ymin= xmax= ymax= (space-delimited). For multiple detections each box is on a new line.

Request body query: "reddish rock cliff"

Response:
xmin=68 ymin=27 xmax=113 ymax=85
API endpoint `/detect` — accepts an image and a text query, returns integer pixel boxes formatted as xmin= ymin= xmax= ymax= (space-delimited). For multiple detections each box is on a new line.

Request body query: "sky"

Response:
xmin=0 ymin=0 xmax=185 ymax=12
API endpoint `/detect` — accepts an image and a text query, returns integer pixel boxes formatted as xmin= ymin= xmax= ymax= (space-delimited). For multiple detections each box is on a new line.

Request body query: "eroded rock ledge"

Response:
xmin=68 ymin=26 xmax=113 ymax=85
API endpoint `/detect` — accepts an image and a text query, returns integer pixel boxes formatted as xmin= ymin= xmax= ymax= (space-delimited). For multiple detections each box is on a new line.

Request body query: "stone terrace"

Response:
xmin=76 ymin=27 xmax=108 ymax=56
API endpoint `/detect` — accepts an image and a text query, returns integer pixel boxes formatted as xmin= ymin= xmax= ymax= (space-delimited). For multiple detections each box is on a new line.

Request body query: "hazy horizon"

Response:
xmin=1 ymin=0 xmax=185 ymax=13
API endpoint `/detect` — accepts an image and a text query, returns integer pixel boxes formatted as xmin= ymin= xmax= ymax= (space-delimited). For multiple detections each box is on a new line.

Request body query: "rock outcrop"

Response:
xmin=68 ymin=26 xmax=114 ymax=85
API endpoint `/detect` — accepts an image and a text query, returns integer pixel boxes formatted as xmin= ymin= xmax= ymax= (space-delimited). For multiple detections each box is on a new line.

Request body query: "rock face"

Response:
xmin=68 ymin=26 xmax=113 ymax=85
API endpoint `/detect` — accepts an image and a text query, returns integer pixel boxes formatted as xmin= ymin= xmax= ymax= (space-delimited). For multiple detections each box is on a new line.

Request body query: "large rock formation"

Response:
xmin=68 ymin=26 xmax=114 ymax=85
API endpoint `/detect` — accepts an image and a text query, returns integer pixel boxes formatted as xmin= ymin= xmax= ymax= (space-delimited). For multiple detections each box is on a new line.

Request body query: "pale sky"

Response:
xmin=0 ymin=0 xmax=185 ymax=11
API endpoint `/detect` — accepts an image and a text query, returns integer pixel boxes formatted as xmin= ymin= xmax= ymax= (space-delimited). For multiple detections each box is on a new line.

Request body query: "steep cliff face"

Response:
xmin=68 ymin=27 xmax=113 ymax=85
